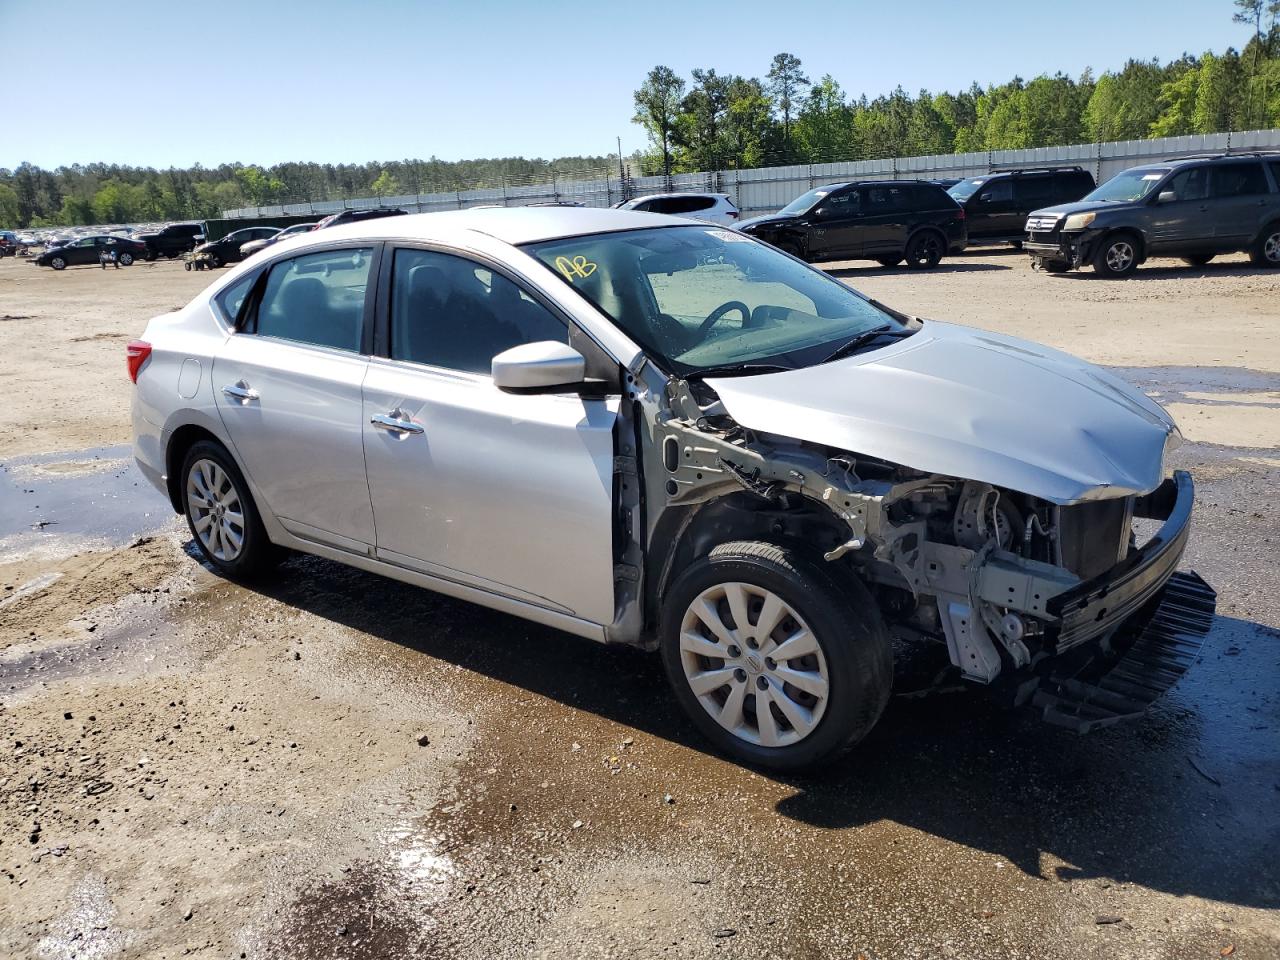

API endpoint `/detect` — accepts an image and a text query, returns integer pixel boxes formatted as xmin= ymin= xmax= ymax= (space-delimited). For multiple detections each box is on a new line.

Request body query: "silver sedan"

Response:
xmin=129 ymin=208 xmax=1214 ymax=770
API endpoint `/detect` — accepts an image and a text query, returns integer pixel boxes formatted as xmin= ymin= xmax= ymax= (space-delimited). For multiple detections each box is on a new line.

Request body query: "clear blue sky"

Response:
xmin=0 ymin=0 xmax=1251 ymax=170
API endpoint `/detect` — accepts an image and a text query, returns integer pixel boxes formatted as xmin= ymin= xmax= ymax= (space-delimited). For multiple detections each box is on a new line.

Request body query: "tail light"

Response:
xmin=126 ymin=340 xmax=152 ymax=383
xmin=727 ymin=210 xmax=739 ymax=219
xmin=956 ymin=206 xmax=965 ymax=219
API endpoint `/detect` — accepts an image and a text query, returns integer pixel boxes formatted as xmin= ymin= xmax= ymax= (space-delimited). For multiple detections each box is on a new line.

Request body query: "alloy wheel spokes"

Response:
xmin=187 ymin=458 xmax=244 ymax=562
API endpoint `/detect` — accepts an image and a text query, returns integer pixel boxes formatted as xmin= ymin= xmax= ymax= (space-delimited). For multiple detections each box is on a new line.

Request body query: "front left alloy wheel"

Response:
xmin=181 ymin=440 xmax=275 ymax=579
xmin=660 ymin=541 xmax=892 ymax=771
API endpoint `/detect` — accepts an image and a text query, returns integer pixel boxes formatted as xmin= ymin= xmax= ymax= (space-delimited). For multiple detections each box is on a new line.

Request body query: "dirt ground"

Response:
xmin=1 ymin=249 xmax=1278 ymax=959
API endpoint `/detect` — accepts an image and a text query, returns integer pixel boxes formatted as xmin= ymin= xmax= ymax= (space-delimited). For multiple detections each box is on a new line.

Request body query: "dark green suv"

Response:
xmin=1024 ymin=153 xmax=1280 ymax=277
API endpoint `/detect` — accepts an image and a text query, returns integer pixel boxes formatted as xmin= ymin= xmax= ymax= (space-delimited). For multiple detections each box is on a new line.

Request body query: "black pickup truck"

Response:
xmin=137 ymin=222 xmax=205 ymax=260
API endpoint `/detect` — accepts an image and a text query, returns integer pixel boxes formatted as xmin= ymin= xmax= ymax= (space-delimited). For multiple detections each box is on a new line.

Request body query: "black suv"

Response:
xmin=1024 ymin=154 xmax=1280 ymax=278
xmin=137 ymin=222 xmax=204 ymax=260
xmin=737 ymin=180 xmax=966 ymax=268
xmin=947 ymin=167 xmax=1095 ymax=246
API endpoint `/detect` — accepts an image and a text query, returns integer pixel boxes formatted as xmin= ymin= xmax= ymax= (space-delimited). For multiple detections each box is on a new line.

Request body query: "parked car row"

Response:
xmin=733 ymin=151 xmax=1280 ymax=277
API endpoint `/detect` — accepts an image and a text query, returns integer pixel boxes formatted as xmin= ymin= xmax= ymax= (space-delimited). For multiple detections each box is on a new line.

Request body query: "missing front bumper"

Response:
xmin=1029 ymin=570 xmax=1216 ymax=733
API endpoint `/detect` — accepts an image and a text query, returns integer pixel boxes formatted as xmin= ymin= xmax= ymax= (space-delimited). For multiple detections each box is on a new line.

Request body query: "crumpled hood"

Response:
xmin=737 ymin=213 xmax=801 ymax=232
xmin=705 ymin=321 xmax=1179 ymax=504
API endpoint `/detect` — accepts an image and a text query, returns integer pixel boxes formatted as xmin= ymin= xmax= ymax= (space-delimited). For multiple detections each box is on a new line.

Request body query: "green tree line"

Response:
xmin=633 ymin=2 xmax=1280 ymax=174
xmin=3 ymin=1 xmax=1278 ymax=229
xmin=0 ymin=156 xmax=616 ymax=229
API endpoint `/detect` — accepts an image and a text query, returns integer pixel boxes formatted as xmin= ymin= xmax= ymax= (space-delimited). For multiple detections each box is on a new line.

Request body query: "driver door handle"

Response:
xmin=371 ymin=412 xmax=424 ymax=436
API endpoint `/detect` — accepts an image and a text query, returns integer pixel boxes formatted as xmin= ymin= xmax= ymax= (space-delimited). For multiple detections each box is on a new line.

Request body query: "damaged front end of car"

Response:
xmin=625 ymin=336 xmax=1215 ymax=734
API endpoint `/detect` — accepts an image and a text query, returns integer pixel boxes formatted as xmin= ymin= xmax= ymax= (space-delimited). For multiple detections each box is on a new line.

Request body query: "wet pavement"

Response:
xmin=3 ymin=381 xmax=1279 ymax=958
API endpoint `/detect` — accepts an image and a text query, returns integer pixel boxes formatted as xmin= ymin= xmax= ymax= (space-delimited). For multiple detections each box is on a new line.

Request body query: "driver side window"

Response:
xmin=389 ymin=248 xmax=569 ymax=375
xmin=817 ymin=190 xmax=860 ymax=219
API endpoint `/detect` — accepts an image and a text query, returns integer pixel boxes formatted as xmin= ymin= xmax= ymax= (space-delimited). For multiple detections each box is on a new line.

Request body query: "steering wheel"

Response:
xmin=694 ymin=300 xmax=751 ymax=339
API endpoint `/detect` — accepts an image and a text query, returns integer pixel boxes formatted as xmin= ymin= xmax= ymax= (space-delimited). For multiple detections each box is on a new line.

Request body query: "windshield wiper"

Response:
xmin=684 ymin=362 xmax=797 ymax=380
xmin=818 ymin=325 xmax=914 ymax=365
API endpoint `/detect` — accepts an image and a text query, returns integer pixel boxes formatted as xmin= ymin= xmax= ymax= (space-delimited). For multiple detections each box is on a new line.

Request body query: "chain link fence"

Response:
xmin=223 ymin=129 xmax=1280 ymax=220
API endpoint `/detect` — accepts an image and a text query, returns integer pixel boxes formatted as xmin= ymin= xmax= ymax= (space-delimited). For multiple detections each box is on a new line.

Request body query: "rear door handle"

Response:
xmin=371 ymin=413 xmax=424 ymax=435
xmin=222 ymin=381 xmax=259 ymax=402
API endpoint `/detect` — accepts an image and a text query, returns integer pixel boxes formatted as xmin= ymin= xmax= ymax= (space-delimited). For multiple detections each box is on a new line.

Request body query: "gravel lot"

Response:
xmin=1 ymin=249 xmax=1277 ymax=959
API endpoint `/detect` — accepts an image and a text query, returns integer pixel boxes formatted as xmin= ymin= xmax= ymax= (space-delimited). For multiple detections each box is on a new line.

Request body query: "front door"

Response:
xmin=1147 ymin=166 xmax=1212 ymax=251
xmin=361 ymin=247 xmax=617 ymax=624
xmin=805 ymin=188 xmax=863 ymax=260
xmin=213 ymin=244 xmax=378 ymax=550
xmin=967 ymin=178 xmax=1017 ymax=240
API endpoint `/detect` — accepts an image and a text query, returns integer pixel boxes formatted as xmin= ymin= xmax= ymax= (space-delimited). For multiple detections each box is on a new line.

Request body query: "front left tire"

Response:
xmin=180 ymin=440 xmax=276 ymax=579
xmin=660 ymin=541 xmax=893 ymax=771
xmin=118 ymin=252 xmax=134 ymax=266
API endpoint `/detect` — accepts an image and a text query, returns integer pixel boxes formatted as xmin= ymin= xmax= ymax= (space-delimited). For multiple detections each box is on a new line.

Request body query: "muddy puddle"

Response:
xmin=0 ymin=444 xmax=175 ymax=557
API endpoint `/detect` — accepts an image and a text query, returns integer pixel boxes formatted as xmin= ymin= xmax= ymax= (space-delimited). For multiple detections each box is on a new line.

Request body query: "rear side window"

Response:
xmin=1014 ymin=175 xmax=1054 ymax=207
xmin=217 ymin=273 xmax=256 ymax=324
xmin=1210 ymin=163 xmax=1269 ymax=198
xmin=1055 ymin=172 xmax=1094 ymax=202
xmin=389 ymin=248 xmax=568 ymax=374
xmin=863 ymin=185 xmax=912 ymax=213
xmin=911 ymin=183 xmax=950 ymax=208
xmin=252 ymin=247 xmax=373 ymax=351
xmin=1269 ymin=161 xmax=1280 ymax=190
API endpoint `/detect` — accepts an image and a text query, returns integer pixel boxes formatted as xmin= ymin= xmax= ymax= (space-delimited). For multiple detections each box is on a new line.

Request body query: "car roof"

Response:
xmin=308 ymin=207 xmax=691 ymax=247
xmin=628 ymin=192 xmax=731 ymax=201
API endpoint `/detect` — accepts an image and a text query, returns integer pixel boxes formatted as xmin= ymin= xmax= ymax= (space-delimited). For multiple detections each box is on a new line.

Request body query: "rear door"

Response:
xmin=361 ymin=246 xmax=618 ymax=624
xmin=858 ymin=184 xmax=915 ymax=255
xmin=1207 ymin=161 xmax=1275 ymax=247
xmin=213 ymin=244 xmax=379 ymax=551
xmin=1014 ymin=174 xmax=1056 ymax=220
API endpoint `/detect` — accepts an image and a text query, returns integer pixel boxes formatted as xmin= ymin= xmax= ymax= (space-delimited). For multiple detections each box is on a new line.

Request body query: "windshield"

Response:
xmin=947 ymin=177 xmax=987 ymax=202
xmin=778 ymin=186 xmax=833 ymax=216
xmin=1083 ymin=168 xmax=1170 ymax=202
xmin=524 ymin=225 xmax=904 ymax=376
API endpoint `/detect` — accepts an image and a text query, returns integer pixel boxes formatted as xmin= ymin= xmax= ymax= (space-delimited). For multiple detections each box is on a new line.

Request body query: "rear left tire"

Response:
xmin=1250 ymin=224 xmax=1280 ymax=268
xmin=118 ymin=252 xmax=134 ymax=266
xmin=660 ymin=541 xmax=892 ymax=771
xmin=904 ymin=231 xmax=944 ymax=269
xmin=180 ymin=440 xmax=276 ymax=580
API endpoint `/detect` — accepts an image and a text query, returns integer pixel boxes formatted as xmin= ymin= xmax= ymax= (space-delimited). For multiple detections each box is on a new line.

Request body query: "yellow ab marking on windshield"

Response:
xmin=554 ymin=255 xmax=597 ymax=281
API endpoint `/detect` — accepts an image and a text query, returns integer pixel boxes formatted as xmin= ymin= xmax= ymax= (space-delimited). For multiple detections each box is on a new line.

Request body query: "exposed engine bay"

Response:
xmin=634 ymin=375 xmax=1193 ymax=689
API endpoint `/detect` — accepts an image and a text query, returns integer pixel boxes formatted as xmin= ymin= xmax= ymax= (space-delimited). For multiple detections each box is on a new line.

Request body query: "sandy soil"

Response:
xmin=1 ymin=248 xmax=1278 ymax=959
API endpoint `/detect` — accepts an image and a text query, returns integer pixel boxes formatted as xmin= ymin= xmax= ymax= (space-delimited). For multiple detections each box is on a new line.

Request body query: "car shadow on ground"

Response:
xmin=229 ymin=549 xmax=1278 ymax=910
xmin=824 ymin=261 xmax=1011 ymax=277
xmin=1053 ymin=261 xmax=1278 ymax=281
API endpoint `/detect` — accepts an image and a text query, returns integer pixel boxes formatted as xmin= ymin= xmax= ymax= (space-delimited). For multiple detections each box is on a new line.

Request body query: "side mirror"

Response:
xmin=492 ymin=341 xmax=586 ymax=394
xmin=1157 ymin=190 xmax=1177 ymax=204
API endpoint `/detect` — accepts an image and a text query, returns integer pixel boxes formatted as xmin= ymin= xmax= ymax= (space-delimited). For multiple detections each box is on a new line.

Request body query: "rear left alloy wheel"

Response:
xmin=181 ymin=440 xmax=275 ymax=579
xmin=118 ymin=252 xmax=134 ymax=266
xmin=660 ymin=541 xmax=892 ymax=771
